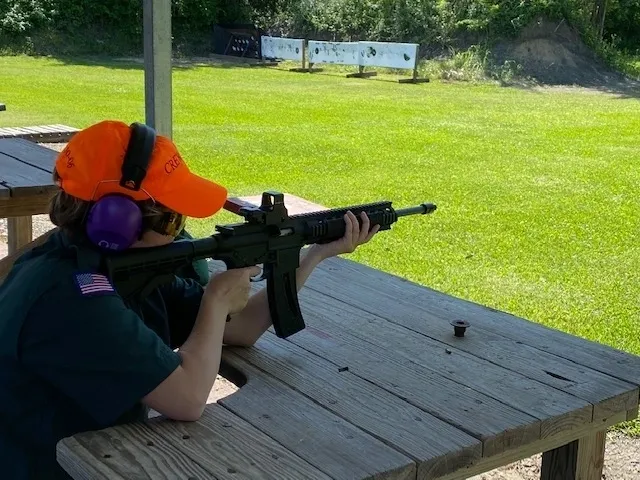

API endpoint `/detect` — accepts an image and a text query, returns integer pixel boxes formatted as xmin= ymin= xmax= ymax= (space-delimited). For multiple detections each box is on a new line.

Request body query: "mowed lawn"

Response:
xmin=1 ymin=55 xmax=639 ymax=431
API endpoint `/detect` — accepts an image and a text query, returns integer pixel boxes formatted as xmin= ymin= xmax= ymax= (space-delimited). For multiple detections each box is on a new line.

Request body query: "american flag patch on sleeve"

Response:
xmin=74 ymin=272 xmax=115 ymax=296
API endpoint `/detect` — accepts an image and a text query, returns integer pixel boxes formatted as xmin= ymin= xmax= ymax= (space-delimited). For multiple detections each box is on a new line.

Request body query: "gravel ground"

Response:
xmin=1 ymin=143 xmax=638 ymax=478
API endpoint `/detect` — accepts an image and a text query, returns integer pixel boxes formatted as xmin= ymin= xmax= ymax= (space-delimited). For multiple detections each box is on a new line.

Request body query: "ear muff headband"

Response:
xmin=85 ymin=122 xmax=157 ymax=251
xmin=121 ymin=122 xmax=156 ymax=191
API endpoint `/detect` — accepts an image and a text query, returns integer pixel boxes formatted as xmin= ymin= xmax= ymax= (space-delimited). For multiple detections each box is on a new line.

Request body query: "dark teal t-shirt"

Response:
xmin=0 ymin=230 xmax=205 ymax=479
xmin=175 ymin=229 xmax=210 ymax=286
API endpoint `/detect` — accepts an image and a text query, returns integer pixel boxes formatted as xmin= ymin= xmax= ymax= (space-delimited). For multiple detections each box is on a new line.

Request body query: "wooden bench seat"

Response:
xmin=0 ymin=124 xmax=79 ymax=143
xmin=58 ymin=400 xmax=332 ymax=480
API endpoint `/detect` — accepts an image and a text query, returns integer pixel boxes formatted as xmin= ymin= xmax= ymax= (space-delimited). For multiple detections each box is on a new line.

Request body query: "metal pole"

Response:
xmin=143 ymin=0 xmax=172 ymax=138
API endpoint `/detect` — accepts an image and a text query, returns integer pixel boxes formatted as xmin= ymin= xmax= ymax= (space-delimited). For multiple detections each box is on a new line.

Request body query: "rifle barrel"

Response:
xmin=396 ymin=203 xmax=437 ymax=217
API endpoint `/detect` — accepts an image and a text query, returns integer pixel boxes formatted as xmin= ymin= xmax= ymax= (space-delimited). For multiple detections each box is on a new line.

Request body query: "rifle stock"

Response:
xmin=103 ymin=191 xmax=436 ymax=338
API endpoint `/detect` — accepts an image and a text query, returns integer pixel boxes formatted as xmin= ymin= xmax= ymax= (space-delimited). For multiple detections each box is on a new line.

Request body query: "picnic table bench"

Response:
xmin=0 ymin=138 xmax=58 ymax=256
xmin=0 ymin=124 xmax=79 ymax=142
xmin=54 ymin=195 xmax=640 ymax=480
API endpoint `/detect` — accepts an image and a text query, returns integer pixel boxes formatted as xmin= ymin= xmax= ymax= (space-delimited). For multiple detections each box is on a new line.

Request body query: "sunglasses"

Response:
xmin=149 ymin=210 xmax=187 ymax=237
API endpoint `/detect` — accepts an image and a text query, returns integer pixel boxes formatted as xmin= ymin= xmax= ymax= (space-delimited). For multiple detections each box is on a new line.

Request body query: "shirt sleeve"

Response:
xmin=19 ymin=271 xmax=182 ymax=427
xmin=159 ymin=276 xmax=205 ymax=349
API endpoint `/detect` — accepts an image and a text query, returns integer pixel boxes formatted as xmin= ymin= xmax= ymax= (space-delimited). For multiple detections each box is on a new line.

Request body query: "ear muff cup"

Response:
xmin=85 ymin=194 xmax=143 ymax=251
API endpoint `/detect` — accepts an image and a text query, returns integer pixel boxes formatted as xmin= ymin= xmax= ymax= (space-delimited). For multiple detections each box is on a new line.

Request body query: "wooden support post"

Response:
xmin=541 ymin=429 xmax=606 ymax=480
xmin=345 ymin=65 xmax=377 ymax=79
xmin=292 ymin=41 xmax=307 ymax=72
xmin=7 ymin=217 xmax=32 ymax=254
xmin=398 ymin=65 xmax=430 ymax=84
xmin=576 ymin=430 xmax=606 ymax=479
xmin=301 ymin=42 xmax=306 ymax=71
xmin=289 ymin=41 xmax=312 ymax=73
xmin=143 ymin=0 xmax=172 ymax=138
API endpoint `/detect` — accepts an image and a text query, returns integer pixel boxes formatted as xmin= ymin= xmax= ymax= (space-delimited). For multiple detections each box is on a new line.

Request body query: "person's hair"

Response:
xmin=48 ymin=169 xmax=165 ymax=237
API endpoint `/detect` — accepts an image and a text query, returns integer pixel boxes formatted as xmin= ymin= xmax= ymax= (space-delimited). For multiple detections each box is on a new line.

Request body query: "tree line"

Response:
xmin=1 ymin=0 xmax=638 ymax=56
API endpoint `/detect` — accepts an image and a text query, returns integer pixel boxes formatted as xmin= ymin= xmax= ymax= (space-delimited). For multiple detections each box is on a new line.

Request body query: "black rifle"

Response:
xmin=103 ymin=191 xmax=437 ymax=338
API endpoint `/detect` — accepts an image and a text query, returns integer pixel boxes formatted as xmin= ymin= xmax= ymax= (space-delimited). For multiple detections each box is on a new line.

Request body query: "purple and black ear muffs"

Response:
xmin=85 ymin=122 xmax=157 ymax=251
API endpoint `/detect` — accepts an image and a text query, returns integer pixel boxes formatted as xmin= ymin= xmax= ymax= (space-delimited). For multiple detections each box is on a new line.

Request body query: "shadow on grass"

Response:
xmin=498 ymin=75 xmax=640 ymax=100
xmin=42 ymin=54 xmax=274 ymax=72
xmin=15 ymin=53 xmax=639 ymax=97
xmin=42 ymin=55 xmax=430 ymax=86
xmin=262 ymin=61 xmax=431 ymax=85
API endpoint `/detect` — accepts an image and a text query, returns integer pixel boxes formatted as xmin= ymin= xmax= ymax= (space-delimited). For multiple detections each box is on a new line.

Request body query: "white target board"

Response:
xmin=261 ymin=36 xmax=305 ymax=62
xmin=308 ymin=41 xmax=360 ymax=66
xmin=358 ymin=41 xmax=419 ymax=69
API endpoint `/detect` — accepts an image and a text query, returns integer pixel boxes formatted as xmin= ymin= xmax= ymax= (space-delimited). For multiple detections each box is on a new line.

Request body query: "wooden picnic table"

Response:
xmin=55 ymin=195 xmax=640 ymax=480
xmin=0 ymin=137 xmax=57 ymax=254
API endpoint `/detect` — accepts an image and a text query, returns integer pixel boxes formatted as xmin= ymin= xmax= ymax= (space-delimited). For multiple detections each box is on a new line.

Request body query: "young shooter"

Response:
xmin=0 ymin=120 xmax=379 ymax=479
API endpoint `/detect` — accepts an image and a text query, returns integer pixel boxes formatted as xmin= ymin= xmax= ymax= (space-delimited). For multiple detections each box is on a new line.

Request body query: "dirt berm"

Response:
xmin=492 ymin=16 xmax=638 ymax=89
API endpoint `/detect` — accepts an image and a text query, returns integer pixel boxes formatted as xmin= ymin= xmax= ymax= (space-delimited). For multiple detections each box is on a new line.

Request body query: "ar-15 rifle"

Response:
xmin=103 ymin=191 xmax=437 ymax=338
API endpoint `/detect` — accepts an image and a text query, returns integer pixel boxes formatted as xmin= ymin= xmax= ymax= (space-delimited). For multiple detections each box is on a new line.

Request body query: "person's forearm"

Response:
xmin=223 ymin=245 xmax=325 ymax=346
xmin=175 ymin=296 xmax=230 ymax=411
xmin=142 ymin=295 xmax=229 ymax=421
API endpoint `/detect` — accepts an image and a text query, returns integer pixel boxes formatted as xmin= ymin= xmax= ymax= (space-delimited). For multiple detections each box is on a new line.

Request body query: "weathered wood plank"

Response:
xmin=218 ymin=354 xmax=417 ymax=480
xmin=206 ymin=259 xmax=542 ymax=459
xmin=293 ymin=286 xmax=593 ymax=439
xmin=436 ymin=411 xmax=626 ymax=480
xmin=0 ymin=138 xmax=57 ymax=173
xmin=57 ymin=426 xmax=217 ymax=480
xmin=58 ymin=403 xmax=332 ymax=480
xmin=7 ymin=216 xmax=33 ymax=254
xmin=0 ymin=127 xmax=24 ymax=137
xmin=193 ymin=406 xmax=332 ymax=479
xmin=298 ymin=287 xmax=594 ymax=436
xmin=310 ymin=257 xmax=640 ymax=389
xmin=0 ymin=183 xmax=9 ymax=198
xmin=31 ymin=125 xmax=60 ymax=133
xmin=304 ymin=264 xmax=638 ymax=426
xmin=143 ymin=404 xmax=333 ymax=480
xmin=11 ymin=127 xmax=32 ymax=134
xmin=225 ymin=332 xmax=482 ymax=479
xmin=0 ymin=192 xmax=54 ymax=217
xmin=0 ymin=124 xmax=78 ymax=141
xmin=285 ymin=322 xmax=540 ymax=457
xmin=0 ymin=152 xmax=56 ymax=196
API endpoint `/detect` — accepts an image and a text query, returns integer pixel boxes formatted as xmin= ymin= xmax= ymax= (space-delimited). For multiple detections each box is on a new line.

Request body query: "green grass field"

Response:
xmin=1 ymin=55 xmax=639 ymax=434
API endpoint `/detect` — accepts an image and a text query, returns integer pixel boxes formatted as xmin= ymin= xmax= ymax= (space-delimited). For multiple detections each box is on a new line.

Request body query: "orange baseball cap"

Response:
xmin=54 ymin=120 xmax=228 ymax=218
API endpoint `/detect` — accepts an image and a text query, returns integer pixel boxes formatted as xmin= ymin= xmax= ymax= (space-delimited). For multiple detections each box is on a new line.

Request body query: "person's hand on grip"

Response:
xmin=312 ymin=211 xmax=380 ymax=260
xmin=205 ymin=266 xmax=261 ymax=315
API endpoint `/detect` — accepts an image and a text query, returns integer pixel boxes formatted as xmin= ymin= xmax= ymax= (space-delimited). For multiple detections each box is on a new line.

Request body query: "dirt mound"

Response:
xmin=492 ymin=17 xmax=637 ymax=88
xmin=512 ymin=38 xmax=578 ymax=69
